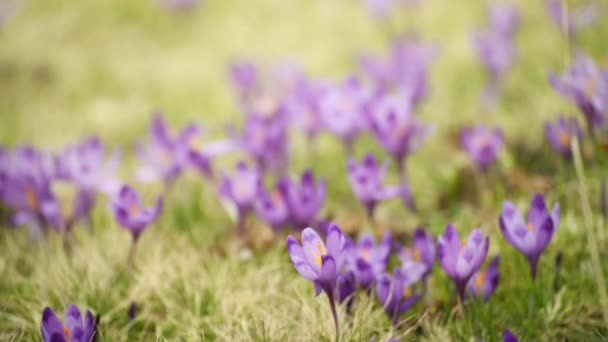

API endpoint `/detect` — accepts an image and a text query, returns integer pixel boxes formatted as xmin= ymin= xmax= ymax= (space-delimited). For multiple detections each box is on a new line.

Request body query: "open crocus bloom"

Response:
xmin=467 ymin=255 xmax=500 ymax=302
xmin=499 ymin=193 xmax=560 ymax=280
xmin=549 ymin=54 xmax=608 ymax=130
xmin=437 ymin=224 xmax=490 ymax=302
xmin=368 ymin=93 xmax=432 ymax=169
xmin=347 ymin=153 xmax=415 ymax=217
xmin=286 ymin=223 xmax=347 ymax=335
xmin=398 ymin=227 xmax=435 ymax=280
xmin=255 ymin=180 xmax=290 ymax=231
xmin=41 ymin=305 xmax=96 ymax=342
xmin=283 ymin=170 xmax=326 ymax=230
xmin=110 ymin=185 xmax=163 ymax=240
xmin=346 ymin=232 xmax=391 ymax=289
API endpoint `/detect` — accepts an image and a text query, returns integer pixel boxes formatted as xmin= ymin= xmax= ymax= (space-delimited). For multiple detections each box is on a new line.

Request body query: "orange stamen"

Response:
xmin=413 ymin=248 xmax=422 ymax=262
xmin=559 ymin=131 xmax=571 ymax=148
xmin=25 ymin=188 xmax=38 ymax=210
xmin=402 ymin=286 xmax=412 ymax=298
xmin=476 ymin=272 xmax=486 ymax=290
xmin=64 ymin=326 xmax=71 ymax=339
xmin=527 ymin=222 xmax=534 ymax=231
xmin=130 ymin=204 xmax=140 ymax=215
xmin=361 ymin=247 xmax=370 ymax=262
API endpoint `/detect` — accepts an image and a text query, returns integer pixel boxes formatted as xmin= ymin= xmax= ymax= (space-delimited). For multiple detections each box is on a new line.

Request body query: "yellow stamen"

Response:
xmin=476 ymin=271 xmax=486 ymax=290
xmin=25 ymin=188 xmax=38 ymax=210
xmin=64 ymin=326 xmax=71 ymax=339
xmin=313 ymin=253 xmax=322 ymax=266
xmin=313 ymin=242 xmax=327 ymax=267
xmin=402 ymin=286 xmax=412 ymax=298
xmin=527 ymin=222 xmax=534 ymax=231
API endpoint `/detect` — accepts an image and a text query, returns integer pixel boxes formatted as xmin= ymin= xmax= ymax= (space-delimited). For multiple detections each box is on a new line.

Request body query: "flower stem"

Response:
xmin=572 ymin=138 xmax=608 ymax=327
xmin=128 ymin=236 xmax=139 ymax=271
xmin=326 ymin=292 xmax=340 ymax=340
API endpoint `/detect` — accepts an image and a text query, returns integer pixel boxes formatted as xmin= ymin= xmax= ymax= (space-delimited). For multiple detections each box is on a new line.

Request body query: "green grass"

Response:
xmin=1 ymin=0 xmax=608 ymax=340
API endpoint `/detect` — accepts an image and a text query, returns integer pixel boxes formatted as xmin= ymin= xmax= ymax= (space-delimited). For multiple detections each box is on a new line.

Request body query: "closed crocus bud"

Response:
xmin=499 ymin=193 xmax=560 ymax=280
xmin=399 ymin=227 xmax=435 ymax=280
xmin=461 ymin=125 xmax=503 ymax=172
xmin=283 ymin=170 xmax=326 ymax=230
xmin=219 ymin=161 xmax=262 ymax=236
xmin=376 ymin=267 xmax=423 ymax=325
xmin=254 ymin=180 xmax=290 ymax=232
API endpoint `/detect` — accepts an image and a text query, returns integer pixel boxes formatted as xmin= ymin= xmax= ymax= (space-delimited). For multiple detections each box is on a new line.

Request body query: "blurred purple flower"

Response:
xmin=235 ymin=113 xmax=288 ymax=173
xmin=347 ymin=153 xmax=415 ymax=218
xmin=346 ymin=232 xmax=392 ymax=289
xmin=488 ymin=3 xmax=520 ymax=38
xmin=254 ymin=180 xmax=289 ymax=232
xmin=499 ymin=193 xmax=560 ymax=280
xmin=362 ymin=35 xmax=438 ymax=107
xmin=283 ymin=170 xmax=326 ymax=230
xmin=544 ymin=116 xmax=583 ymax=159
xmin=364 ymin=0 xmax=395 ymax=19
xmin=549 ymin=54 xmax=608 ymax=131
xmin=286 ymin=223 xmax=348 ymax=335
xmin=546 ymin=0 xmax=598 ymax=38
xmin=337 ymin=270 xmax=356 ymax=311
xmin=437 ymin=224 xmax=490 ymax=303
xmin=229 ymin=60 xmax=259 ymax=100
xmin=472 ymin=31 xmax=515 ymax=83
xmin=110 ymin=185 xmax=162 ymax=241
xmin=41 ymin=305 xmax=96 ymax=342
xmin=376 ymin=268 xmax=423 ymax=325
xmin=1 ymin=146 xmax=62 ymax=237
xmin=135 ymin=112 xmax=193 ymax=185
xmin=319 ymin=78 xmax=371 ymax=151
xmin=461 ymin=125 xmax=503 ymax=171
xmin=503 ymin=329 xmax=518 ymax=342
xmin=157 ymin=0 xmax=201 ymax=13
xmin=368 ymin=93 xmax=432 ymax=171
xmin=398 ymin=227 xmax=435 ymax=280
xmin=219 ymin=161 xmax=262 ymax=236
xmin=467 ymin=255 xmax=500 ymax=302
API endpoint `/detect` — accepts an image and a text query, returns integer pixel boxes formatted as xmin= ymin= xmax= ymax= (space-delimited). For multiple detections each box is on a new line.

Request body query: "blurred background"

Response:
xmin=1 ymin=0 xmax=605 ymax=148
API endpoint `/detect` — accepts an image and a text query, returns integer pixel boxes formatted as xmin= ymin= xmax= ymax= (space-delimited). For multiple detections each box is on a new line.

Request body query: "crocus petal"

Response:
xmin=64 ymin=304 xmax=83 ymax=336
xmin=41 ymin=307 xmax=64 ymax=342
xmin=287 ymin=235 xmax=318 ymax=280
xmin=319 ymin=255 xmax=337 ymax=288
xmin=301 ymin=228 xmax=325 ymax=274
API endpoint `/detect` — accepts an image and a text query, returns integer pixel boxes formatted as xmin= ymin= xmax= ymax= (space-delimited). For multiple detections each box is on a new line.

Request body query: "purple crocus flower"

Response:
xmin=135 ymin=112 xmax=193 ymax=185
xmin=286 ymin=223 xmax=347 ymax=336
xmin=499 ymin=193 xmax=560 ymax=280
xmin=376 ymin=267 xmax=423 ymax=325
xmin=219 ymin=161 xmax=262 ymax=236
xmin=229 ymin=60 xmax=259 ymax=101
xmin=467 ymin=255 xmax=500 ymax=302
xmin=157 ymin=0 xmax=201 ymax=12
xmin=236 ymin=113 xmax=288 ymax=173
xmin=368 ymin=93 xmax=432 ymax=173
xmin=346 ymin=232 xmax=391 ymax=289
xmin=544 ymin=116 xmax=583 ymax=159
xmin=337 ymin=270 xmax=357 ymax=311
xmin=503 ymin=329 xmax=518 ymax=342
xmin=283 ymin=170 xmax=326 ymax=230
xmin=41 ymin=305 xmax=96 ymax=342
xmin=461 ymin=125 xmax=503 ymax=172
xmin=254 ymin=180 xmax=289 ymax=232
xmin=546 ymin=0 xmax=598 ymax=38
xmin=549 ymin=54 xmax=608 ymax=131
xmin=347 ymin=153 xmax=415 ymax=218
xmin=398 ymin=227 xmax=435 ymax=280
xmin=318 ymin=78 xmax=371 ymax=152
xmin=437 ymin=224 xmax=490 ymax=303
xmin=55 ymin=137 xmax=122 ymax=230
xmin=488 ymin=3 xmax=520 ymax=38
xmin=110 ymin=185 xmax=163 ymax=268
